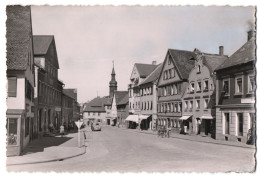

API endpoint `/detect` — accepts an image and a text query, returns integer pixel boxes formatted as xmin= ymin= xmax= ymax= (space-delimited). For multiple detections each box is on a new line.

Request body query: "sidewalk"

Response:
xmin=6 ymin=129 xmax=87 ymax=166
xmin=114 ymin=126 xmax=255 ymax=149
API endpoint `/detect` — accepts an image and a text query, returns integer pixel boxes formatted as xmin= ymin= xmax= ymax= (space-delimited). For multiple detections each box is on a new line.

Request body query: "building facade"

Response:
xmin=215 ymin=31 xmax=256 ymax=144
xmin=128 ymin=63 xmax=158 ymax=115
xmin=63 ymin=88 xmax=80 ymax=122
xmin=182 ymin=48 xmax=228 ymax=137
xmin=62 ymin=92 xmax=74 ymax=128
xmin=157 ymin=49 xmax=195 ymax=132
xmin=33 ymin=35 xmax=63 ymax=135
xmin=6 ymin=6 xmax=35 ymax=156
xmin=139 ymin=64 xmax=163 ymax=130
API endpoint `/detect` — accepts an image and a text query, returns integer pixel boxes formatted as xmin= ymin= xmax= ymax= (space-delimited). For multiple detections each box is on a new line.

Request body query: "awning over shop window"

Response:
xmin=125 ymin=115 xmax=139 ymax=123
xmin=139 ymin=115 xmax=151 ymax=120
xmin=201 ymin=115 xmax=213 ymax=120
xmin=179 ymin=115 xmax=192 ymax=120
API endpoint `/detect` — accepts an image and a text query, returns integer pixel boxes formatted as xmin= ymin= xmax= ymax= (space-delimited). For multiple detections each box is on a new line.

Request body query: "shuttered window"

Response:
xmin=8 ymin=77 xmax=17 ymax=97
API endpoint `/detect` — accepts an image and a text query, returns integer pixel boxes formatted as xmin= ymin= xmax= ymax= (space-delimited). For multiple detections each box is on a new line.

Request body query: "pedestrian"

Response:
xmin=60 ymin=124 xmax=64 ymax=137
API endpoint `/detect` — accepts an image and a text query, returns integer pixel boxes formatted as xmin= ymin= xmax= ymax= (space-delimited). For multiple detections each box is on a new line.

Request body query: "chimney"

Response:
xmin=247 ymin=29 xmax=254 ymax=41
xmin=152 ymin=61 xmax=157 ymax=65
xmin=219 ymin=46 xmax=224 ymax=56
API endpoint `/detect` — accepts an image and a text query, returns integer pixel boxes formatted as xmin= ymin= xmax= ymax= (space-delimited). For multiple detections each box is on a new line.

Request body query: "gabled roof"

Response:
xmin=83 ymin=96 xmax=112 ymax=112
xmin=140 ymin=63 xmax=163 ymax=85
xmin=114 ymin=91 xmax=128 ymax=105
xmin=63 ymin=89 xmax=77 ymax=101
xmin=6 ymin=6 xmax=32 ymax=70
xmin=202 ymin=54 xmax=228 ymax=73
xmin=215 ymin=37 xmax=255 ymax=71
xmin=33 ymin=35 xmax=60 ymax=68
xmin=118 ymin=94 xmax=129 ymax=105
xmin=135 ymin=63 xmax=158 ymax=78
xmin=168 ymin=49 xmax=196 ymax=79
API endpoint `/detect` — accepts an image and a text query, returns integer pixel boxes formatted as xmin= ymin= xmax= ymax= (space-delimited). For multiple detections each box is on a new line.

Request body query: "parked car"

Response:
xmin=91 ymin=122 xmax=101 ymax=131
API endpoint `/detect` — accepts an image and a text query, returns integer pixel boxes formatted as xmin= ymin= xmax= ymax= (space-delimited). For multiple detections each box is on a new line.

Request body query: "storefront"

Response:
xmin=6 ymin=109 xmax=24 ymax=156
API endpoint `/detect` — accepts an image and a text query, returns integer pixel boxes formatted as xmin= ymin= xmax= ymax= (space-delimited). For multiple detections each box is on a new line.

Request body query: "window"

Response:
xmin=190 ymin=82 xmax=195 ymax=93
xmin=235 ymin=76 xmax=243 ymax=94
xmin=93 ymin=112 xmax=96 ymax=116
xmin=171 ymin=85 xmax=174 ymax=95
xmin=150 ymin=101 xmax=153 ymax=110
xmin=197 ymin=65 xmax=201 ymax=73
xmin=237 ymin=113 xmax=243 ymax=136
xmin=140 ymin=89 xmax=143 ymax=96
xmin=190 ymin=101 xmax=193 ymax=109
xmin=173 ymin=84 xmax=177 ymax=94
xmin=129 ymin=102 xmax=131 ymax=109
xmin=168 ymin=55 xmax=171 ymax=65
xmin=224 ymin=113 xmax=230 ymax=134
xmin=223 ymin=79 xmax=230 ymax=95
xmin=88 ymin=112 xmax=90 ymax=116
xmin=196 ymin=100 xmax=200 ymax=109
xmin=171 ymin=103 xmax=174 ymax=112
xmin=248 ymin=75 xmax=255 ymax=93
xmin=98 ymin=112 xmax=100 ymax=116
xmin=172 ymin=68 xmax=175 ymax=78
xmin=204 ymin=80 xmax=209 ymax=91
xmin=8 ymin=77 xmax=17 ymax=97
xmin=25 ymin=117 xmax=29 ymax=137
xmin=164 ymin=87 xmax=167 ymax=96
xmin=174 ymin=103 xmax=178 ymax=112
xmin=185 ymin=101 xmax=188 ymax=110
xmin=204 ymin=99 xmax=209 ymax=109
xmin=197 ymin=81 xmax=201 ymax=92
xmin=7 ymin=118 xmax=18 ymax=145
xmin=178 ymin=103 xmax=182 ymax=112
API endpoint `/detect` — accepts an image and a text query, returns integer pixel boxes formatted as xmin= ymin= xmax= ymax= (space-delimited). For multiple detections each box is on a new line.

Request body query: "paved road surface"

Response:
xmin=7 ymin=126 xmax=255 ymax=172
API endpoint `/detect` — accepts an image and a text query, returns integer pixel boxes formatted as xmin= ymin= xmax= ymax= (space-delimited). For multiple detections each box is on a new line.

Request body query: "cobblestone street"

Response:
xmin=7 ymin=126 xmax=255 ymax=172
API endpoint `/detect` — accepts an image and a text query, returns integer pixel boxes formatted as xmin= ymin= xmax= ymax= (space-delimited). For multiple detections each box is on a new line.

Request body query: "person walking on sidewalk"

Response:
xmin=60 ymin=124 xmax=65 ymax=137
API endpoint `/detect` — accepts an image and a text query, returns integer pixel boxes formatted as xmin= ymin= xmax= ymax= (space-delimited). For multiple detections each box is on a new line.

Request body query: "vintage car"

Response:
xmin=91 ymin=122 xmax=102 ymax=131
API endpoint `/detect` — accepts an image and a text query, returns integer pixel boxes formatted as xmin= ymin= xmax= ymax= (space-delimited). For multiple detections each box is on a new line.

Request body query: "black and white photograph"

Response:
xmin=1 ymin=0 xmax=258 ymax=175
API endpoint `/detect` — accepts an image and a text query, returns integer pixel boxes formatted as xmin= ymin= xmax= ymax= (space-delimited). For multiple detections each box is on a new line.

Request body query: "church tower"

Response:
xmin=109 ymin=61 xmax=117 ymax=97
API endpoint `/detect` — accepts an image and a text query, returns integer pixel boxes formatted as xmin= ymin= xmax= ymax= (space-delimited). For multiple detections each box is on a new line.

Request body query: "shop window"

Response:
xmin=7 ymin=118 xmax=18 ymax=145
xmin=237 ymin=113 xmax=243 ymax=136
xmin=224 ymin=113 xmax=230 ymax=135
xmin=235 ymin=76 xmax=243 ymax=94
xmin=248 ymin=75 xmax=255 ymax=93
xmin=8 ymin=77 xmax=17 ymax=97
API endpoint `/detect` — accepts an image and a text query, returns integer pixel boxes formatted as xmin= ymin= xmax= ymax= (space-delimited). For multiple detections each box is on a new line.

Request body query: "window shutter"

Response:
xmin=8 ymin=77 xmax=17 ymax=97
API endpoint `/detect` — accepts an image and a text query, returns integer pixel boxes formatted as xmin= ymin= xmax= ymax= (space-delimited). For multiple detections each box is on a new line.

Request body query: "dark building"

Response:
xmin=6 ymin=6 xmax=35 ymax=156
xmin=215 ymin=30 xmax=256 ymax=144
xmin=33 ymin=35 xmax=63 ymax=135
xmin=63 ymin=89 xmax=81 ymax=122
xmin=62 ymin=91 xmax=74 ymax=129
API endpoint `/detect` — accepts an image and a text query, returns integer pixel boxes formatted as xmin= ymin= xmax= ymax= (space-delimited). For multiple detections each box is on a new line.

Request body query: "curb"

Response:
xmin=7 ymin=146 xmax=86 ymax=166
xmin=115 ymin=127 xmax=255 ymax=149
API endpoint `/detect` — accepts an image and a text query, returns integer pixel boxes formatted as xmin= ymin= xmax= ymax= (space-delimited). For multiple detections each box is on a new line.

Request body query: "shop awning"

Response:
xmin=201 ymin=115 xmax=214 ymax=120
xmin=125 ymin=115 xmax=139 ymax=123
xmin=179 ymin=115 xmax=192 ymax=120
xmin=139 ymin=115 xmax=151 ymax=120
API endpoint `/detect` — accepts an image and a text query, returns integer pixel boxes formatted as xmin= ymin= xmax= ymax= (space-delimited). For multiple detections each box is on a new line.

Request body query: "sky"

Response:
xmin=31 ymin=6 xmax=255 ymax=103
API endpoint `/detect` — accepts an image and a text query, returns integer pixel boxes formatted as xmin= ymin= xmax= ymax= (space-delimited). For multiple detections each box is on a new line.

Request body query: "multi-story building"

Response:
xmin=6 ymin=6 xmax=35 ymax=156
xmin=33 ymin=35 xmax=63 ymax=134
xmin=127 ymin=62 xmax=157 ymax=128
xmin=157 ymin=49 xmax=195 ymax=132
xmin=62 ymin=91 xmax=74 ymax=128
xmin=182 ymin=48 xmax=228 ymax=137
xmin=110 ymin=91 xmax=129 ymax=126
xmin=138 ymin=64 xmax=163 ymax=130
xmin=63 ymin=88 xmax=80 ymax=122
xmin=82 ymin=96 xmax=111 ymax=125
xmin=215 ymin=30 xmax=256 ymax=144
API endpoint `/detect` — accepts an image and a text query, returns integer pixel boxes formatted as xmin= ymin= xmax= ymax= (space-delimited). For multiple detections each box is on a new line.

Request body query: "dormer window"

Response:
xmin=197 ymin=81 xmax=202 ymax=92
xmin=204 ymin=80 xmax=209 ymax=91
xmin=168 ymin=55 xmax=171 ymax=65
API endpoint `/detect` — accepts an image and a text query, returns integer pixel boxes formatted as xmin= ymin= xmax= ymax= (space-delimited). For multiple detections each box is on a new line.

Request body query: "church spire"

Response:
xmin=109 ymin=61 xmax=117 ymax=97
